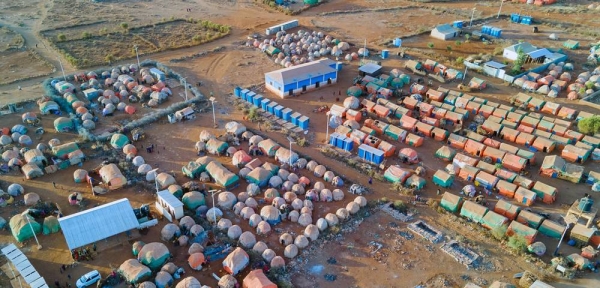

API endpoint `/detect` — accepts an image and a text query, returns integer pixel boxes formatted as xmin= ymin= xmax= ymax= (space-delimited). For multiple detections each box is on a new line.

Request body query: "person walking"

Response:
xmin=368 ymin=177 xmax=373 ymax=185
xmin=93 ymin=243 xmax=97 ymax=252
xmin=54 ymin=280 xmax=60 ymax=288
xmin=52 ymin=182 xmax=57 ymax=188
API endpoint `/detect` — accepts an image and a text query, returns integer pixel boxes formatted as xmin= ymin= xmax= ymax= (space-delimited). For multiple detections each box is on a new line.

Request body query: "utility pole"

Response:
xmin=497 ymin=0 xmax=504 ymax=18
xmin=208 ymin=190 xmax=222 ymax=225
xmin=57 ymin=56 xmax=66 ymax=81
xmin=209 ymin=97 xmax=217 ymax=128
xmin=325 ymin=112 xmax=330 ymax=144
xmin=22 ymin=211 xmax=42 ymax=250
xmin=470 ymin=7 xmax=477 ymax=27
xmin=134 ymin=45 xmax=141 ymax=71
xmin=287 ymin=136 xmax=296 ymax=168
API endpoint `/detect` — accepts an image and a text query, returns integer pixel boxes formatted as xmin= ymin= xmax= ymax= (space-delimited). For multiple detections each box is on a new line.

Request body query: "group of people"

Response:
xmin=70 ymin=244 xmax=96 ymax=262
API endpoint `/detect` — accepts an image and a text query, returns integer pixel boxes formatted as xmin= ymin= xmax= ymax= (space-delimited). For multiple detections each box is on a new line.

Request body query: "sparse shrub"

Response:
xmin=192 ymin=35 xmax=202 ymax=42
xmin=456 ymin=56 xmax=464 ymax=65
xmin=82 ymin=31 xmax=92 ymax=39
xmin=99 ymin=27 xmax=108 ymax=35
xmin=380 ymin=197 xmax=389 ymax=204
xmin=508 ymin=235 xmax=528 ymax=252
xmin=491 ymin=225 xmax=507 ymax=241
xmin=57 ymin=33 xmax=66 ymax=41
xmin=247 ymin=107 xmax=259 ymax=121
xmin=446 ymin=45 xmax=452 ymax=51
xmin=493 ymin=46 xmax=504 ymax=56
xmin=105 ymin=54 xmax=115 ymax=64
xmin=296 ymin=137 xmax=308 ymax=147
xmin=455 ymin=40 xmax=462 ymax=46
xmin=426 ymin=199 xmax=439 ymax=209
xmin=373 ymin=173 xmax=384 ymax=181
xmin=464 ymin=34 xmax=471 ymax=42
xmin=393 ymin=200 xmax=407 ymax=213
xmin=206 ymin=32 xmax=212 ymax=40
xmin=427 ymin=42 xmax=434 ymax=49
xmin=120 ymin=22 xmax=129 ymax=31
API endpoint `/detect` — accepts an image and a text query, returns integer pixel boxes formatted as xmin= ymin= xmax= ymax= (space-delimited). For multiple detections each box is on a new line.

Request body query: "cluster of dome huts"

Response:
xmin=105 ymin=124 xmax=368 ymax=287
xmin=1 ymin=119 xmax=85 ymax=180
xmin=251 ymin=29 xmax=367 ymax=67
xmin=513 ymin=62 xmax=600 ymax=99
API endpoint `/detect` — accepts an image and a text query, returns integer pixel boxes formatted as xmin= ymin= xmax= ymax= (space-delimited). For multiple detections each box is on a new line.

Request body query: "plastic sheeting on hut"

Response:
xmin=99 ymin=164 xmax=127 ymax=190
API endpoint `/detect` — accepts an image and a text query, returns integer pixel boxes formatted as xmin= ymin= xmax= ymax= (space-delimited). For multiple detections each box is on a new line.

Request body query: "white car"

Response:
xmin=76 ymin=270 xmax=101 ymax=288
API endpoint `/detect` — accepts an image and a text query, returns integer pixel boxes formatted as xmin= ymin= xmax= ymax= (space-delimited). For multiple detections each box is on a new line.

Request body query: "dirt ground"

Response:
xmin=1 ymin=0 xmax=600 ymax=287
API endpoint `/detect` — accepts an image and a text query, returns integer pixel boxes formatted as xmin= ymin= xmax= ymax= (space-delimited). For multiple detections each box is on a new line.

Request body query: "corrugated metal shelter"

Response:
xmin=507 ymin=221 xmax=538 ymax=245
xmin=460 ymin=200 xmax=488 ymax=223
xmin=494 ymin=199 xmax=520 ymax=220
xmin=448 ymin=134 xmax=468 ymax=150
xmin=440 ymin=192 xmax=463 ymax=213
xmin=538 ymin=219 xmax=565 ymax=239
xmin=58 ymin=199 xmax=139 ymax=250
xmin=481 ymin=211 xmax=509 ymax=231
xmin=515 ymin=187 xmax=537 ymax=206
xmin=496 ymin=180 xmax=517 ymax=198
xmin=517 ymin=210 xmax=544 ymax=229
xmin=532 ymin=181 xmax=557 ymax=204
xmin=433 ymin=170 xmax=454 ymax=188
xmin=1 ymin=244 xmax=49 ymax=288
xmin=458 ymin=165 xmax=479 ymax=182
xmin=502 ymin=153 xmax=527 ymax=173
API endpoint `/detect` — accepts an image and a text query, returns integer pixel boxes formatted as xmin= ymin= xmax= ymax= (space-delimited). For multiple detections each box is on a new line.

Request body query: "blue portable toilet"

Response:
xmin=234 ymin=87 xmax=242 ymax=98
xmin=253 ymin=94 xmax=263 ymax=107
xmin=335 ymin=62 xmax=343 ymax=71
xmin=335 ymin=134 xmax=346 ymax=149
xmin=358 ymin=144 xmax=369 ymax=160
xmin=267 ymin=102 xmax=278 ymax=114
xmin=329 ymin=133 xmax=340 ymax=146
xmin=246 ymin=91 xmax=256 ymax=104
xmin=372 ymin=149 xmax=384 ymax=165
xmin=381 ymin=50 xmax=389 ymax=59
xmin=240 ymin=89 xmax=250 ymax=101
xmin=274 ymin=105 xmax=284 ymax=118
xmin=298 ymin=116 xmax=309 ymax=130
xmin=453 ymin=21 xmax=463 ymax=29
xmin=342 ymin=137 xmax=354 ymax=151
xmin=481 ymin=26 xmax=488 ymax=34
xmin=511 ymin=13 xmax=520 ymax=23
xmin=358 ymin=144 xmax=384 ymax=165
xmin=393 ymin=38 xmax=402 ymax=47
xmin=282 ymin=108 xmax=292 ymax=121
xmin=260 ymin=98 xmax=271 ymax=110
xmin=521 ymin=16 xmax=532 ymax=25
xmin=496 ymin=29 xmax=502 ymax=38
xmin=291 ymin=112 xmax=301 ymax=126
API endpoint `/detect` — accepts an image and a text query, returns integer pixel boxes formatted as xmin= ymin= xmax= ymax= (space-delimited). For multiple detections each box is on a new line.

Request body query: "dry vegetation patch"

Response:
xmin=42 ymin=19 xmax=231 ymax=68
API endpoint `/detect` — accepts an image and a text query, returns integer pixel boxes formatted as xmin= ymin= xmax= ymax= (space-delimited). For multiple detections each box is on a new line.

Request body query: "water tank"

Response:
xmin=578 ymin=197 xmax=594 ymax=212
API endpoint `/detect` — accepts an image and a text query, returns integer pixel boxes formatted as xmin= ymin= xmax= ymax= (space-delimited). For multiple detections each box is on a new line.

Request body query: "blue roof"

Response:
xmin=484 ymin=61 xmax=507 ymax=69
xmin=265 ymin=59 xmax=337 ymax=85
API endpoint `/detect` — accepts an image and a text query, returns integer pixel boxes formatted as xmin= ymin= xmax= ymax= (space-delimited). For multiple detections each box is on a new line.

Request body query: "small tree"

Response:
xmin=456 ymin=56 xmax=464 ymax=65
xmin=491 ymin=225 xmax=507 ymax=241
xmin=511 ymin=48 xmax=526 ymax=75
xmin=578 ymin=116 xmax=600 ymax=135
xmin=247 ymin=107 xmax=259 ymax=121
xmin=120 ymin=22 xmax=129 ymax=31
xmin=446 ymin=45 xmax=452 ymax=52
xmin=507 ymin=235 xmax=528 ymax=252
xmin=57 ymin=33 xmax=66 ymax=41
xmin=455 ymin=40 xmax=462 ymax=46
xmin=427 ymin=42 xmax=434 ymax=49
xmin=464 ymin=34 xmax=471 ymax=42
xmin=192 ymin=35 xmax=202 ymax=42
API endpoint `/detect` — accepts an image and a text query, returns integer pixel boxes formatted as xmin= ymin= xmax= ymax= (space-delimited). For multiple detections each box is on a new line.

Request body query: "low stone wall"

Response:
xmin=408 ymin=220 xmax=443 ymax=243
xmin=441 ymin=240 xmax=480 ymax=268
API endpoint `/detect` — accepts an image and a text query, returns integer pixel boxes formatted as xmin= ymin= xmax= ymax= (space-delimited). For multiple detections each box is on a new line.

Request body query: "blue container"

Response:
xmin=381 ymin=50 xmax=389 ymax=59
xmin=511 ymin=14 xmax=520 ymax=23
xmin=274 ymin=105 xmax=284 ymax=118
xmin=496 ymin=29 xmax=502 ymax=38
xmin=282 ymin=108 xmax=292 ymax=121
xmin=481 ymin=26 xmax=489 ymax=34
xmin=453 ymin=21 xmax=463 ymax=29
xmin=335 ymin=135 xmax=346 ymax=149
xmin=521 ymin=16 xmax=532 ymax=25
xmin=329 ymin=133 xmax=339 ymax=146
xmin=578 ymin=198 xmax=594 ymax=212
xmin=335 ymin=62 xmax=343 ymax=71
xmin=246 ymin=91 xmax=256 ymax=104
xmin=261 ymin=98 xmax=271 ymax=110
xmin=267 ymin=102 xmax=278 ymax=114
xmin=253 ymin=94 xmax=263 ymax=107
xmin=291 ymin=112 xmax=301 ymax=125
xmin=240 ymin=89 xmax=250 ymax=101
xmin=393 ymin=38 xmax=402 ymax=47
xmin=298 ymin=116 xmax=309 ymax=130
xmin=342 ymin=138 xmax=354 ymax=151
xmin=234 ymin=87 xmax=242 ymax=98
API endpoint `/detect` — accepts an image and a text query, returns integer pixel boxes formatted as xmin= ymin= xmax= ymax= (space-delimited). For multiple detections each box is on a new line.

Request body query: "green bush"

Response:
xmin=578 ymin=116 xmax=600 ymax=135
xmin=491 ymin=225 xmax=507 ymax=241
xmin=120 ymin=22 xmax=129 ymax=31
xmin=456 ymin=57 xmax=464 ymax=65
xmin=192 ymin=35 xmax=202 ymax=42
xmin=446 ymin=45 xmax=452 ymax=51
xmin=427 ymin=42 xmax=434 ymax=49
xmin=82 ymin=31 xmax=92 ymax=39
xmin=508 ymin=235 xmax=528 ymax=252
xmin=105 ymin=54 xmax=115 ymax=64
xmin=455 ymin=40 xmax=462 ymax=46
xmin=57 ymin=33 xmax=66 ymax=41
xmin=393 ymin=200 xmax=407 ymax=213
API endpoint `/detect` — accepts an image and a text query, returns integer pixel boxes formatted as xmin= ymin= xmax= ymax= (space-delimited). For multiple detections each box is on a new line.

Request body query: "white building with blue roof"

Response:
xmin=265 ymin=58 xmax=338 ymax=98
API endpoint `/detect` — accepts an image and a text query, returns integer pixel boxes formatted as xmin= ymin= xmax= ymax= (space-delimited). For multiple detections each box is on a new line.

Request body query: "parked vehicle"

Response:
xmin=76 ymin=270 xmax=101 ymax=288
